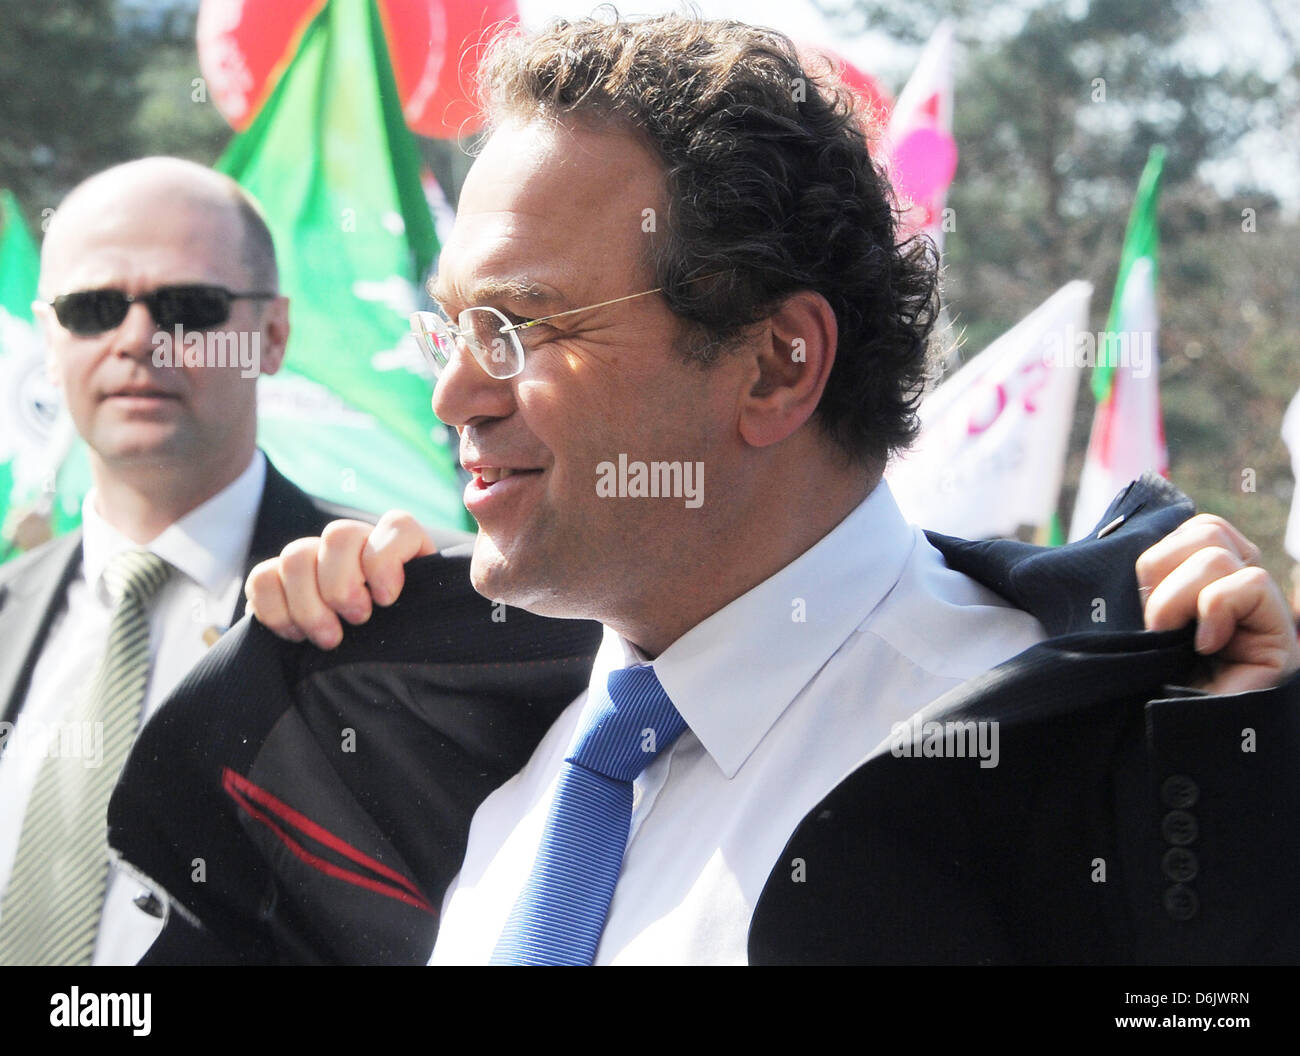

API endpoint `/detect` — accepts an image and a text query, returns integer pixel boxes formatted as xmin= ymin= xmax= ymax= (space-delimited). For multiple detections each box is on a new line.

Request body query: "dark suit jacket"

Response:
xmin=108 ymin=472 xmax=1300 ymax=964
xmin=0 ymin=457 xmax=384 ymax=731
xmin=748 ymin=474 xmax=1300 ymax=964
xmin=110 ymin=556 xmax=605 ymax=964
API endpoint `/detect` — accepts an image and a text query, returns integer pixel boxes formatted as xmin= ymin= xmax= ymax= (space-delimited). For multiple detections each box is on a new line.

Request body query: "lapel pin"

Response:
xmin=1097 ymin=514 xmax=1126 ymax=539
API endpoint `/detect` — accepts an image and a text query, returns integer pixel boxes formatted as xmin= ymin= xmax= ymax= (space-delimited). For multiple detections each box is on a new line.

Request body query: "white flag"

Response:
xmin=887 ymin=281 xmax=1092 ymax=538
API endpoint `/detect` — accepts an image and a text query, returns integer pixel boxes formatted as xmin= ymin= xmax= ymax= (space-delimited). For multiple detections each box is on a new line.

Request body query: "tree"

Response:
xmin=814 ymin=0 xmax=1300 ymax=580
xmin=0 ymin=0 xmax=142 ymax=220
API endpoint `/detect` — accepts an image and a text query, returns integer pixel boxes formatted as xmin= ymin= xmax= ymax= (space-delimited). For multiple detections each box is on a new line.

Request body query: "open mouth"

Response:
xmin=462 ymin=465 xmax=545 ymax=515
xmin=473 ymin=466 xmax=543 ymax=487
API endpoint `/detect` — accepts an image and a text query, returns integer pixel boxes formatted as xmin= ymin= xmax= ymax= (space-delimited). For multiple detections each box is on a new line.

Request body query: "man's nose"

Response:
xmin=431 ymin=340 xmax=516 ymax=427
xmin=109 ymin=301 xmax=161 ymax=358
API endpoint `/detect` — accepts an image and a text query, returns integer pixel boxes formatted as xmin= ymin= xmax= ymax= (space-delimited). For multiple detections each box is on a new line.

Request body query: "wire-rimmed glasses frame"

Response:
xmin=409 ymin=279 xmax=714 ymax=381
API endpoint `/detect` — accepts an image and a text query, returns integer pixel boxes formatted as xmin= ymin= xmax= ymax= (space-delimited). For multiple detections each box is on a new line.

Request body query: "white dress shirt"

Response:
xmin=0 ymin=452 xmax=266 ymax=966
xmin=431 ymin=481 xmax=1050 ymax=965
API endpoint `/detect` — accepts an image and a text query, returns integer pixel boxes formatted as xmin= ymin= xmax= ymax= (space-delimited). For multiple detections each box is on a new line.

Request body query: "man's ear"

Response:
xmin=257 ymin=296 xmax=290 ymax=376
xmin=737 ymin=289 xmax=837 ymax=450
xmin=32 ymin=300 xmax=63 ymax=388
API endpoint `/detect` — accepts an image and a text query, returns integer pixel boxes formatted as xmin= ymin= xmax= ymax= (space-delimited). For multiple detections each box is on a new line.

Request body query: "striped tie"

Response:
xmin=0 ymin=549 xmax=172 ymax=965
xmin=491 ymin=665 xmax=686 ymax=965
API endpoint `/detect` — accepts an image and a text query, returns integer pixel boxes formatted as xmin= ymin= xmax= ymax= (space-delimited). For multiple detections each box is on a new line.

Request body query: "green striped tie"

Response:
xmin=0 ymin=550 xmax=172 ymax=965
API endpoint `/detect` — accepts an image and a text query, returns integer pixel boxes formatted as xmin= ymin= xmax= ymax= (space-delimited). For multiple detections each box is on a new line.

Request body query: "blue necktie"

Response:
xmin=491 ymin=665 xmax=686 ymax=965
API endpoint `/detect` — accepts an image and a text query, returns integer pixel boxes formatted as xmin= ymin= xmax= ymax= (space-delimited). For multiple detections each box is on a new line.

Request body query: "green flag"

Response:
xmin=218 ymin=0 xmax=470 ymax=530
xmin=0 ymin=191 xmax=39 ymax=321
xmin=1069 ymin=146 xmax=1168 ymax=539
xmin=1090 ymin=146 xmax=1165 ymax=403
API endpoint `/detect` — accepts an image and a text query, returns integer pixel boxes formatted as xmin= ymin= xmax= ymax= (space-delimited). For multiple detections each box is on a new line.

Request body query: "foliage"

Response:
xmin=815 ymin=0 xmax=1300 ymax=579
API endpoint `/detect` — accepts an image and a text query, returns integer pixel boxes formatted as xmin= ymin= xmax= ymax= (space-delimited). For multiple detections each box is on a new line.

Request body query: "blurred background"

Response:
xmin=2 ymin=0 xmax=1297 ymax=594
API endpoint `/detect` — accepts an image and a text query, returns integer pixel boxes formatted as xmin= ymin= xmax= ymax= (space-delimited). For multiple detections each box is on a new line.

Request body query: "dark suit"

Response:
xmin=108 ymin=473 xmax=1300 ymax=963
xmin=0 ymin=457 xmax=373 ymax=731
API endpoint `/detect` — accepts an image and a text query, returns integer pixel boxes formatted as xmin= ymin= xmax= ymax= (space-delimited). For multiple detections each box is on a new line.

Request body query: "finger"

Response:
xmin=316 ymin=520 xmax=379 ymax=625
xmin=1189 ymin=566 xmax=1300 ymax=694
xmin=360 ymin=510 xmax=436 ymax=606
xmin=1192 ymin=566 xmax=1290 ymax=654
xmin=1136 ymin=514 xmax=1261 ymax=599
xmin=1143 ymin=545 xmax=1245 ymax=635
xmin=278 ymin=537 xmax=343 ymax=649
xmin=1180 ymin=513 xmax=1261 ymax=563
xmin=244 ymin=558 xmax=306 ymax=642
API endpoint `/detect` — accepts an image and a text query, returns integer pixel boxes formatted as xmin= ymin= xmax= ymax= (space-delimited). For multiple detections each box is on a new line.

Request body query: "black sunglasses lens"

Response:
xmin=52 ymin=286 xmax=236 ymax=333
xmin=54 ymin=290 xmax=129 ymax=335
xmin=149 ymin=286 xmax=231 ymax=330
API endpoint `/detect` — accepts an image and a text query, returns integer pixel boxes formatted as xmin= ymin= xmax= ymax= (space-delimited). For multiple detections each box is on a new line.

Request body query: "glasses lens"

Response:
xmin=410 ymin=311 xmax=456 ymax=374
xmin=53 ymin=290 xmax=129 ymax=335
xmin=460 ymin=307 xmax=523 ymax=379
xmin=148 ymin=285 xmax=232 ymax=330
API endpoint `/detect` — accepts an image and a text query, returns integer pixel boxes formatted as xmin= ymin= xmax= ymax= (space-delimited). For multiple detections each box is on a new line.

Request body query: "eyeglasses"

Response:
xmin=49 ymin=284 xmax=278 ymax=336
xmin=410 ymin=285 xmax=672 ymax=381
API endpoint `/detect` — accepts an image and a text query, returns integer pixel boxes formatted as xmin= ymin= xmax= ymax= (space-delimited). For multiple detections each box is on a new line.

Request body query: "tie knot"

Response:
xmin=103 ymin=550 xmax=172 ymax=607
xmin=567 ymin=665 xmax=686 ymax=782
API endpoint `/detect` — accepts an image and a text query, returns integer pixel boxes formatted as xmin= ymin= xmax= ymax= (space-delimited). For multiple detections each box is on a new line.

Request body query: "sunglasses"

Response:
xmin=49 ymin=284 xmax=278 ymax=336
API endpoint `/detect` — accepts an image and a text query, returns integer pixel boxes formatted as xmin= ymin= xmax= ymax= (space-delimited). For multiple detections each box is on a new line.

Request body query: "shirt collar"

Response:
xmin=81 ymin=451 xmax=266 ymax=599
xmin=643 ymin=480 xmax=916 ymax=779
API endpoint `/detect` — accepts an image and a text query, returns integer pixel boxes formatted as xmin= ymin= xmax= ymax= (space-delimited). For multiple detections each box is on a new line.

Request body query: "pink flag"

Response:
xmin=886 ymin=21 xmax=958 ymax=250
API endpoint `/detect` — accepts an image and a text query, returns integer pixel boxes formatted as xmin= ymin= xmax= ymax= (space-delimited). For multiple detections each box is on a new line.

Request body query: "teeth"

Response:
xmin=479 ymin=467 xmax=516 ymax=484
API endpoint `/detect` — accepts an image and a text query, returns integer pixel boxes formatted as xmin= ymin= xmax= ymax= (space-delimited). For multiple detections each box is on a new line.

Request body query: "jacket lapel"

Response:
xmin=925 ymin=472 xmax=1194 ymax=637
xmin=0 ymin=532 xmax=84 ymax=727
xmin=229 ymin=459 xmax=343 ymax=624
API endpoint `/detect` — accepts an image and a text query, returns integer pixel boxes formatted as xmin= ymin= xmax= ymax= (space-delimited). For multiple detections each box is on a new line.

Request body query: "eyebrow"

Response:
xmin=426 ymin=275 xmax=563 ymax=314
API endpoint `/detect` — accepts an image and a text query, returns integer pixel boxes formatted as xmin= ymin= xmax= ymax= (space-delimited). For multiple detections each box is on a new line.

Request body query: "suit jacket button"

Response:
xmin=1161 ymin=810 xmax=1198 ymax=845
xmin=1162 ymin=847 xmax=1199 ymax=883
xmin=1161 ymin=775 xmax=1199 ymax=809
xmin=1164 ymin=884 xmax=1198 ymax=921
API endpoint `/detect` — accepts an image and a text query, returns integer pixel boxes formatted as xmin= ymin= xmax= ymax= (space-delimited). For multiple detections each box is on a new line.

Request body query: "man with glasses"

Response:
xmin=175 ymin=15 xmax=1298 ymax=963
xmin=0 ymin=156 xmax=407 ymax=965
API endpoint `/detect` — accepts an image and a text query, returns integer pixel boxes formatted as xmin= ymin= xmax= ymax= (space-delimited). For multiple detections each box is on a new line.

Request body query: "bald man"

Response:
xmin=0 ymin=157 xmax=371 ymax=965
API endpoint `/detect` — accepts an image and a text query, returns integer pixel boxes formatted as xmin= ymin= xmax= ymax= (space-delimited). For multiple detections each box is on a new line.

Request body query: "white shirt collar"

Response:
xmin=81 ymin=451 xmax=267 ymax=600
xmin=623 ymin=480 xmax=917 ymax=779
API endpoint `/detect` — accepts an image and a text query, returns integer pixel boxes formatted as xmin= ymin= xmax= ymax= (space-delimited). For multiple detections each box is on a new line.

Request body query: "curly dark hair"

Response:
xmin=478 ymin=12 xmax=939 ymax=463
